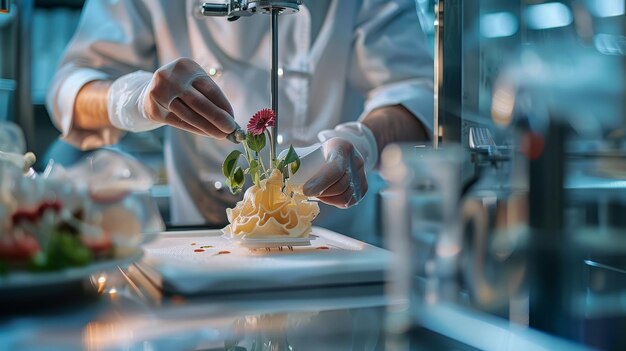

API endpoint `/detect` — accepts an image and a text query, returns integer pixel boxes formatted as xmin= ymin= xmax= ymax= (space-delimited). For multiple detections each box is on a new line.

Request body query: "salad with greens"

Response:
xmin=0 ymin=200 xmax=113 ymax=274
xmin=0 ymin=149 xmax=159 ymax=275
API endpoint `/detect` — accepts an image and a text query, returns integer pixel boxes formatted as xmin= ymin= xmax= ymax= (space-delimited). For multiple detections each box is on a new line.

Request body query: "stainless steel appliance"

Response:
xmin=385 ymin=1 xmax=626 ymax=349
xmin=201 ymin=0 xmax=302 ymax=158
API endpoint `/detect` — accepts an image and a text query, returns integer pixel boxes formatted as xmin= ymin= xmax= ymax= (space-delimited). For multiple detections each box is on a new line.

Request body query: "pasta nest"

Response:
xmin=226 ymin=170 xmax=319 ymax=238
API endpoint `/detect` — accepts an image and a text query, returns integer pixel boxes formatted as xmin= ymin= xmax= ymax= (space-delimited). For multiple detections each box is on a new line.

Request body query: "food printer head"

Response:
xmin=201 ymin=0 xmax=302 ymax=21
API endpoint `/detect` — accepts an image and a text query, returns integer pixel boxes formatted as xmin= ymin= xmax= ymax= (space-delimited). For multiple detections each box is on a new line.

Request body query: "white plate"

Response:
xmin=222 ymin=226 xmax=314 ymax=249
xmin=0 ymin=247 xmax=143 ymax=291
xmin=230 ymin=235 xmax=314 ymax=249
xmin=134 ymin=227 xmax=391 ymax=295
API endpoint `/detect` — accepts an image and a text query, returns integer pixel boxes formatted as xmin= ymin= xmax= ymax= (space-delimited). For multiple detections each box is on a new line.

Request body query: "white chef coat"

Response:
xmin=46 ymin=0 xmax=433 ymax=245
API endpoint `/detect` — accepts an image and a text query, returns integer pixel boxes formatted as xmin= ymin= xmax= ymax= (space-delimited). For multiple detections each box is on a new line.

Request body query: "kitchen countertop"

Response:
xmin=0 ymin=233 xmax=598 ymax=351
xmin=1 ymin=265 xmax=390 ymax=350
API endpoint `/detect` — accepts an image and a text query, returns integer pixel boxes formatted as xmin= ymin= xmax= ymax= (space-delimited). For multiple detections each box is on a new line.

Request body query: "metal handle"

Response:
xmin=201 ymin=3 xmax=229 ymax=16
xmin=201 ymin=0 xmax=301 ymax=17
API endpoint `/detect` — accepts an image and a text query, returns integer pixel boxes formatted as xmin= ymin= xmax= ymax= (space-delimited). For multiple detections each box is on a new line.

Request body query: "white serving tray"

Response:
xmin=134 ymin=226 xmax=390 ymax=295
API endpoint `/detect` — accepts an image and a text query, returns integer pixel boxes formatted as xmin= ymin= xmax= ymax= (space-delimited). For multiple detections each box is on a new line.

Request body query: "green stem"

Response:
xmin=241 ymin=141 xmax=260 ymax=187
xmin=242 ymin=140 xmax=253 ymax=165
xmin=256 ymin=151 xmax=267 ymax=175
xmin=267 ymin=130 xmax=276 ymax=168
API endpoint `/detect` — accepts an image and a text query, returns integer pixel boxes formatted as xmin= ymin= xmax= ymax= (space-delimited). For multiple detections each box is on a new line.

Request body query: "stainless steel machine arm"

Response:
xmin=200 ymin=0 xmax=301 ymax=159
xmin=202 ymin=0 xmax=302 ymax=21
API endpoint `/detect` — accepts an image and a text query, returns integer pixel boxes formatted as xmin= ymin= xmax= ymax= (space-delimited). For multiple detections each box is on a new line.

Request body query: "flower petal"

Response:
xmin=247 ymin=108 xmax=276 ymax=135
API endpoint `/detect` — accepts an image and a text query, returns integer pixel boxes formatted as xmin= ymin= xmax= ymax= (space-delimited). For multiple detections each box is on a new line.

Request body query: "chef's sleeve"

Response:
xmin=349 ymin=0 xmax=434 ymax=134
xmin=46 ymin=0 xmax=157 ymax=150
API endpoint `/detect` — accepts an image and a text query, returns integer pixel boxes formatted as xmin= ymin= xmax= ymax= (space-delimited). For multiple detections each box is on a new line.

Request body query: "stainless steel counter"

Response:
xmin=0 ymin=249 xmax=597 ymax=351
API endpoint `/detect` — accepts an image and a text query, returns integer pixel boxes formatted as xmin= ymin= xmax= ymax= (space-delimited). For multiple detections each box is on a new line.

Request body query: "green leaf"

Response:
xmin=290 ymin=157 xmax=301 ymax=174
xmin=246 ymin=133 xmax=266 ymax=153
xmin=226 ymin=180 xmax=241 ymax=194
xmin=278 ymin=145 xmax=301 ymax=177
xmin=226 ymin=167 xmax=245 ymax=194
xmin=283 ymin=145 xmax=299 ymax=165
xmin=248 ymin=159 xmax=260 ymax=185
xmin=222 ymin=150 xmax=243 ymax=178
xmin=233 ymin=167 xmax=245 ymax=187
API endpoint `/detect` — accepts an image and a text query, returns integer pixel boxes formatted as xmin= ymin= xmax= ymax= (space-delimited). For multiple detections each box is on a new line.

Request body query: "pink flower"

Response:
xmin=247 ymin=109 xmax=275 ymax=136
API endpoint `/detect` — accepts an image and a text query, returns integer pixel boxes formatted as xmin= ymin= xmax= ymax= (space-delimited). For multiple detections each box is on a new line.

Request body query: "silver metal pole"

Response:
xmin=434 ymin=0 xmax=442 ymax=148
xmin=270 ymin=9 xmax=279 ymax=162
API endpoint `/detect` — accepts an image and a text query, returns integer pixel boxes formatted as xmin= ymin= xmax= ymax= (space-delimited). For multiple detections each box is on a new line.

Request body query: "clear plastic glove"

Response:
xmin=108 ymin=58 xmax=237 ymax=138
xmin=296 ymin=122 xmax=377 ymax=208
xmin=302 ymin=137 xmax=369 ymax=209
xmin=318 ymin=122 xmax=378 ymax=171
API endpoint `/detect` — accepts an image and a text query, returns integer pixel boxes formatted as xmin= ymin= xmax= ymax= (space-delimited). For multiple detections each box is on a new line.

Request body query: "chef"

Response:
xmin=46 ymin=0 xmax=433 ymax=244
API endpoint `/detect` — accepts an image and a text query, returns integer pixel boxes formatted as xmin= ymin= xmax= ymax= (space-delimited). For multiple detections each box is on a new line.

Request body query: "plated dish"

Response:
xmin=221 ymin=109 xmax=319 ymax=244
xmin=225 ymin=170 xmax=319 ymax=240
xmin=134 ymin=227 xmax=390 ymax=295
xmin=0 ymin=150 xmax=163 ymax=286
xmin=0 ymin=247 xmax=143 ymax=291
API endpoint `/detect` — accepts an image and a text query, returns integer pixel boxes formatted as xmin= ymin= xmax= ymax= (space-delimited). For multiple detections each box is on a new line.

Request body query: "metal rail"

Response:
xmin=270 ymin=9 xmax=278 ymax=161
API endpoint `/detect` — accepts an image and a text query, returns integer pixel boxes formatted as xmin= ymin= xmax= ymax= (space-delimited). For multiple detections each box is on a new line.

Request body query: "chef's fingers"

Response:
xmin=178 ymin=87 xmax=236 ymax=136
xmin=317 ymin=171 xmax=350 ymax=197
xmin=169 ymin=97 xmax=229 ymax=139
xmin=302 ymin=157 xmax=346 ymax=197
xmin=161 ymin=111 xmax=205 ymax=136
xmin=318 ymin=167 xmax=368 ymax=208
xmin=303 ymin=137 xmax=362 ymax=196
xmin=147 ymin=69 xmax=184 ymax=110
xmin=317 ymin=163 xmax=365 ymax=197
xmin=192 ymin=77 xmax=237 ymax=133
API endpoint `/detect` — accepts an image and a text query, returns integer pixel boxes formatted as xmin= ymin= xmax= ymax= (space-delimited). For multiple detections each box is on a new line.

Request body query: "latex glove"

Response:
xmin=301 ymin=122 xmax=378 ymax=208
xmin=318 ymin=122 xmax=378 ymax=171
xmin=108 ymin=58 xmax=237 ymax=138
xmin=302 ymin=138 xmax=368 ymax=208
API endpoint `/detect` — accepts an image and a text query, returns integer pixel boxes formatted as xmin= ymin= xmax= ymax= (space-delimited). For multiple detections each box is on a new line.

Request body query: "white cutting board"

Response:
xmin=136 ymin=226 xmax=390 ymax=295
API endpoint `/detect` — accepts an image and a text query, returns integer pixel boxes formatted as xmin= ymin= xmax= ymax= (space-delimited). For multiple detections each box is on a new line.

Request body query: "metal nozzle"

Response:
xmin=201 ymin=3 xmax=229 ymax=16
xmin=201 ymin=0 xmax=301 ymax=18
xmin=201 ymin=0 xmax=253 ymax=20
xmin=251 ymin=0 xmax=302 ymax=14
xmin=226 ymin=127 xmax=247 ymax=144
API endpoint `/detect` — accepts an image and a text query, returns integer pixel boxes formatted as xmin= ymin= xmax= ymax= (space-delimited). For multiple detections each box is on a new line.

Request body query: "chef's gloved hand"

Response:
xmin=302 ymin=122 xmax=378 ymax=208
xmin=108 ymin=58 xmax=237 ymax=138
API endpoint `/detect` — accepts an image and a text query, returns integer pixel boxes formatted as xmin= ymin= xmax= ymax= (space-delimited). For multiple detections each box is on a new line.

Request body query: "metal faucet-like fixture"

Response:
xmin=1 ymin=0 xmax=10 ymax=13
xmin=202 ymin=0 xmax=301 ymax=20
xmin=202 ymin=0 xmax=302 ymax=162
